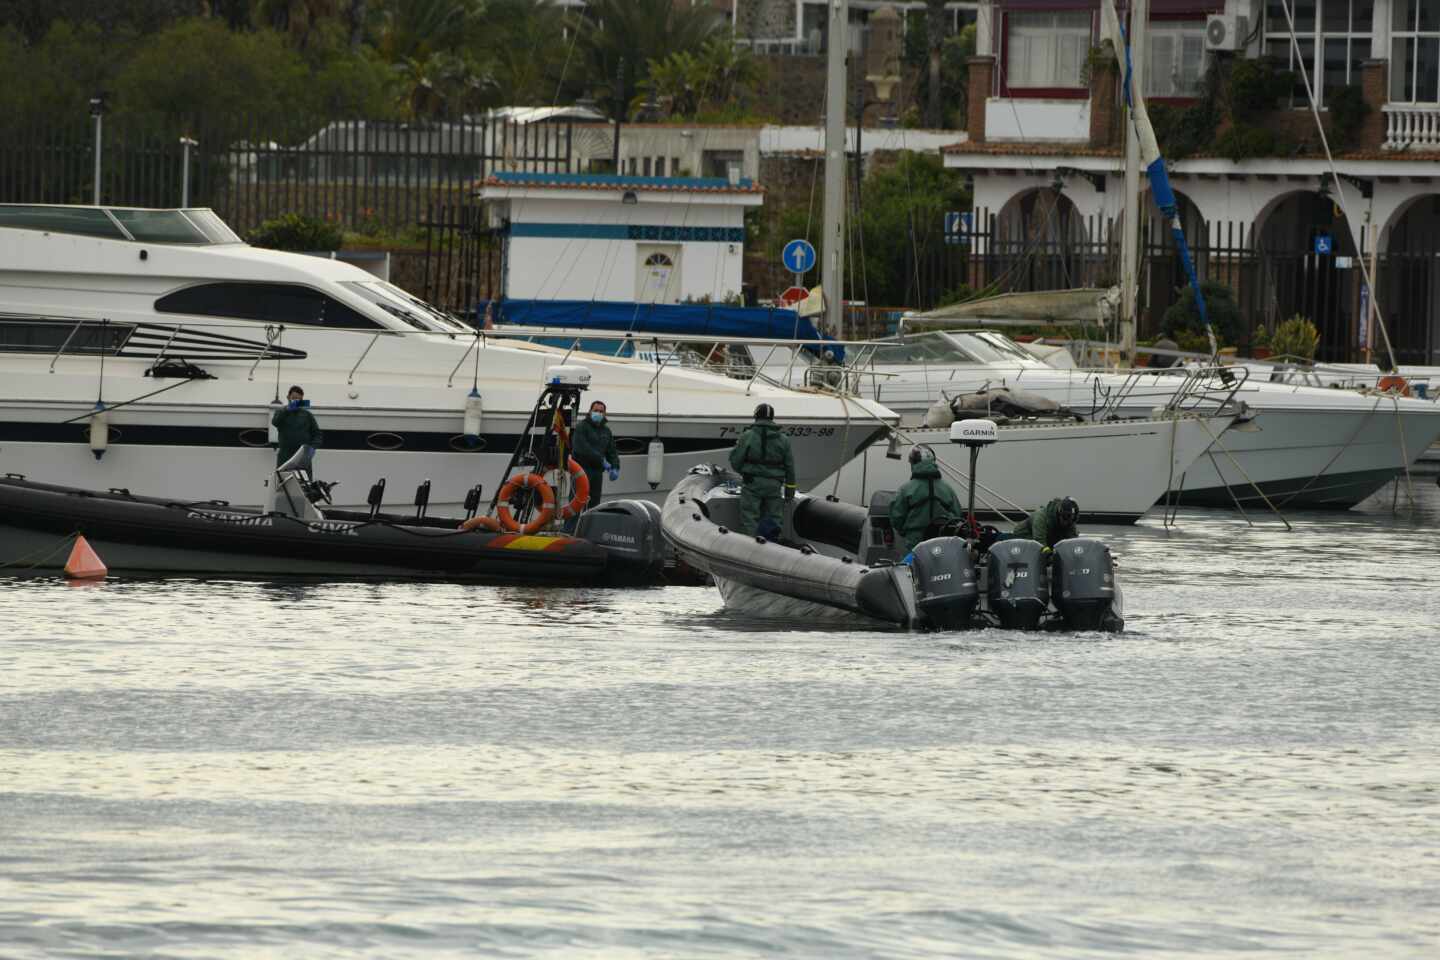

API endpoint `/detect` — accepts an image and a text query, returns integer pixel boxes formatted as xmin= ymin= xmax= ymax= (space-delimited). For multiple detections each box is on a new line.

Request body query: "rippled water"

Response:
xmin=3 ymin=477 xmax=1438 ymax=958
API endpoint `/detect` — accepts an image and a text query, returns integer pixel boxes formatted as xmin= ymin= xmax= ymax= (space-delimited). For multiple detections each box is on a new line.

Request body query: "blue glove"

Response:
xmin=607 ymin=467 xmax=620 ymax=482
xmin=287 ymin=399 xmax=300 ymax=410
xmin=902 ymin=551 xmax=915 ymax=566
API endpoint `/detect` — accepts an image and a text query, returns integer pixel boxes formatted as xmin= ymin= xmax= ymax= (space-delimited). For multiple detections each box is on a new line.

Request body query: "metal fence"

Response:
xmin=917 ymin=210 xmax=1438 ymax=365
xmin=0 ymin=114 xmax=575 ymax=236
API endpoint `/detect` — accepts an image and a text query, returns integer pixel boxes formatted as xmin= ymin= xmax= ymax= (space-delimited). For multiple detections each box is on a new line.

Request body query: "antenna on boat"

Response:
xmin=949 ymin=419 xmax=997 ymax=533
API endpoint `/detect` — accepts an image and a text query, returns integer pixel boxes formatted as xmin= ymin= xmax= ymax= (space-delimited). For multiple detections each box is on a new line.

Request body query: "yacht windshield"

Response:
xmin=109 ymin=209 xmax=212 ymax=244
xmin=340 ymin=281 xmax=471 ymax=334
xmin=949 ymin=332 xmax=1040 ymax=364
xmin=870 ymin=335 xmax=979 ymax=365
xmin=181 ymin=208 xmax=242 ymax=243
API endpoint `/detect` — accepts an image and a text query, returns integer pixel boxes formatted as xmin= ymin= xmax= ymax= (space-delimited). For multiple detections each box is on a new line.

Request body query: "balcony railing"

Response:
xmin=1382 ymin=103 xmax=1440 ymax=150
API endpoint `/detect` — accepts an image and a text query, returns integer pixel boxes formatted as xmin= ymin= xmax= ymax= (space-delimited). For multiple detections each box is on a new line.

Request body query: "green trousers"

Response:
xmin=738 ymin=476 xmax=784 ymax=536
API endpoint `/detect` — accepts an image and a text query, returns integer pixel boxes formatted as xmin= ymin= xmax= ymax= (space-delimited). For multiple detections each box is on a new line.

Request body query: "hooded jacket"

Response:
xmin=572 ymin=414 xmax=620 ymax=475
xmin=1012 ymin=498 xmax=1078 ymax=548
xmin=889 ymin=459 xmax=963 ymax=550
xmin=271 ymin=404 xmax=322 ymax=465
xmin=728 ymin=419 xmax=795 ymax=485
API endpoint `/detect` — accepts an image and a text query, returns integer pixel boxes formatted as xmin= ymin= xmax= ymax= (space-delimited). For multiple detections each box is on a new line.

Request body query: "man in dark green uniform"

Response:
xmin=272 ymin=385 xmax=322 ymax=469
xmin=888 ymin=445 xmax=964 ymax=552
xmin=571 ymin=399 xmax=620 ymax=509
xmin=728 ymin=403 xmax=795 ymax=537
xmin=1012 ymin=496 xmax=1080 ymax=549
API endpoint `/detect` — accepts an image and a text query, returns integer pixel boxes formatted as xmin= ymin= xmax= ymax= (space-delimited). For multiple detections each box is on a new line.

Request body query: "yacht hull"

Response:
xmin=817 ymin=415 xmax=1232 ymax=524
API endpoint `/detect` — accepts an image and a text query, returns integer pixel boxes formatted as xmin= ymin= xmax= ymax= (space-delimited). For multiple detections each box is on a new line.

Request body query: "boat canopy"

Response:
xmin=0 ymin=204 xmax=241 ymax=245
xmin=482 ymin=299 xmax=844 ymax=361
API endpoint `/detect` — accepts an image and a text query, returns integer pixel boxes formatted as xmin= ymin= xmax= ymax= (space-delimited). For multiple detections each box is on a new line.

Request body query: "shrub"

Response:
xmin=1271 ymin=314 xmax=1319 ymax=361
xmin=247 ymin=213 xmax=343 ymax=252
xmin=1162 ymin=281 xmax=1242 ymax=347
xmin=1327 ymin=84 xmax=1369 ymax=148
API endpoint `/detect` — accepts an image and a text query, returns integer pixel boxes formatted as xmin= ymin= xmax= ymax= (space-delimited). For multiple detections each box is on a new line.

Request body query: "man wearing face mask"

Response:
xmin=571 ymin=399 xmax=620 ymax=510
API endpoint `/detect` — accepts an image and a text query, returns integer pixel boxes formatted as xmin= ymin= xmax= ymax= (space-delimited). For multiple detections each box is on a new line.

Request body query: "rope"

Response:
xmin=1274 ymin=395 xmax=1381 ymax=509
xmin=1390 ymin=394 xmax=1417 ymax=510
xmin=1194 ymin=417 xmax=1292 ymax=530
xmin=0 ymin=531 xmax=80 ymax=570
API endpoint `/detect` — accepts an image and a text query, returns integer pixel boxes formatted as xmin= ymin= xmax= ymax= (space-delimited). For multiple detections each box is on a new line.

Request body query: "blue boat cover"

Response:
xmin=480 ymin=299 xmax=843 ymax=362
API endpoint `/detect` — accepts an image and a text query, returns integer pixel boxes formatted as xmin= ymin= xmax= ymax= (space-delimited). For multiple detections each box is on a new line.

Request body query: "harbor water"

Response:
xmin=2 ymin=479 xmax=1438 ymax=958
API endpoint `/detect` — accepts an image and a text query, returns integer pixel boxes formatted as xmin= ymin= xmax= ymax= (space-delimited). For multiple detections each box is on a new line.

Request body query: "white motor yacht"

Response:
xmin=0 ymin=204 xmax=895 ymax=513
xmin=774 ymin=329 xmax=1440 ymax=511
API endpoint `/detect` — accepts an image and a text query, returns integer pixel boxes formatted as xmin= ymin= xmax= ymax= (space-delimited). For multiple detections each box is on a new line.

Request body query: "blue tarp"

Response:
xmin=479 ymin=299 xmax=843 ymax=362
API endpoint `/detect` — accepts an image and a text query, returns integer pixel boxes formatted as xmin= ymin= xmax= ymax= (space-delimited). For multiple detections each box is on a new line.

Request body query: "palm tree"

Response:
xmin=573 ymin=0 xmax=720 ymax=121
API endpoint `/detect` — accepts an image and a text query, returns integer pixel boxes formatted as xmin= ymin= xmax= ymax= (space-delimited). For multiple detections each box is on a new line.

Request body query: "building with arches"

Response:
xmin=945 ymin=0 xmax=1440 ymax=363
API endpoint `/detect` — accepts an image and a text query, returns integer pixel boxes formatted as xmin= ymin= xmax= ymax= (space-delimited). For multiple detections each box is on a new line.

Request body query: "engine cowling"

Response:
xmin=986 ymin=538 xmax=1049 ymax=630
xmin=1051 ymin=537 xmax=1120 ymax=631
xmin=910 ymin=536 xmax=979 ymax=629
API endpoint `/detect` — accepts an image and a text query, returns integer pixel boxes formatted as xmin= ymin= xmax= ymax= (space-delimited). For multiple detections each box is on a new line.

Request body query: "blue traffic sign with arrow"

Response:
xmin=782 ymin=238 xmax=817 ymax=274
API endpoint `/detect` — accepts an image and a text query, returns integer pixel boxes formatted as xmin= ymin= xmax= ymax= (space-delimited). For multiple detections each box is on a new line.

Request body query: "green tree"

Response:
xmin=483 ymin=0 xmax=577 ymax=106
xmin=1161 ymin=280 xmax=1242 ymax=348
xmin=573 ymin=0 xmax=720 ymax=121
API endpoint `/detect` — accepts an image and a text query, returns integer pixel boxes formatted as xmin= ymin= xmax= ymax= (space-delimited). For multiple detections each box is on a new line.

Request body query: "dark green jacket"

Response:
xmin=889 ymin=460 xmax=963 ymax=550
xmin=728 ymin=420 xmax=795 ymax=484
xmin=272 ymin=405 xmax=322 ymax=465
xmin=1013 ymin=498 xmax=1078 ymax=548
xmin=572 ymin=416 xmax=620 ymax=474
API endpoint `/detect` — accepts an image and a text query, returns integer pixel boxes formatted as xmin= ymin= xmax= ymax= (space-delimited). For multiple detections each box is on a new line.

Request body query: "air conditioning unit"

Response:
xmin=1205 ymin=14 xmax=1247 ymax=52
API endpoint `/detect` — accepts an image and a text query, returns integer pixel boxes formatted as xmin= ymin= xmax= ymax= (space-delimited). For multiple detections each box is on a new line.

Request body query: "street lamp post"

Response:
xmin=89 ymin=94 xmax=107 ymax=206
xmin=180 ymin=137 xmax=199 ymax=207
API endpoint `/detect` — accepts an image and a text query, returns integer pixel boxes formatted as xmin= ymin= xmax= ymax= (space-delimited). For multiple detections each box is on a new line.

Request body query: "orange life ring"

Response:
xmin=496 ymin=471 xmax=557 ymax=534
xmin=459 ymin=515 xmax=502 ymax=532
xmin=559 ymin=457 xmax=591 ymax=520
xmin=1377 ymin=375 xmax=1412 ymax=397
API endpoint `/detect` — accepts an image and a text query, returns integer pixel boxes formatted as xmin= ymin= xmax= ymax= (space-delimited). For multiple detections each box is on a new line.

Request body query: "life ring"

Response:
xmin=459 ymin=514 xmax=502 ymax=532
xmin=559 ymin=457 xmax=591 ymax=520
xmin=496 ymin=471 xmax=557 ymax=534
xmin=1377 ymin=375 xmax=1412 ymax=397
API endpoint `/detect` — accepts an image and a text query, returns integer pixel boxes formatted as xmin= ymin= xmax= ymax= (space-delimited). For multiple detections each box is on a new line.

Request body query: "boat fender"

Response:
xmin=1377 ymin=375 xmax=1411 ymax=397
xmin=88 ymin=402 xmax=109 ymax=461
xmin=267 ymin=401 xmax=281 ymax=448
xmin=460 ymin=515 xmax=503 ymax=532
xmin=496 ymin=472 xmax=557 ymax=535
xmin=557 ymin=458 xmax=591 ymax=520
xmin=463 ymin=388 xmax=484 ymax=444
xmin=646 ymin=439 xmax=665 ymax=490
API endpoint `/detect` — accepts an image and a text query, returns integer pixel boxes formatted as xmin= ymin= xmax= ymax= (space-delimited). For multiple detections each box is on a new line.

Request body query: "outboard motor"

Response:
xmin=574 ymin=499 xmax=665 ymax=582
xmin=986 ymin=538 xmax=1049 ymax=630
xmin=1050 ymin=537 xmax=1122 ymax=632
xmin=909 ymin=536 xmax=979 ymax=629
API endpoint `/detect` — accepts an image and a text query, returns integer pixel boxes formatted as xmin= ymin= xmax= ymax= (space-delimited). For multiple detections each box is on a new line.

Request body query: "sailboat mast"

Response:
xmin=1119 ymin=0 xmax=1147 ymax=365
xmin=822 ymin=0 xmax=849 ymax=341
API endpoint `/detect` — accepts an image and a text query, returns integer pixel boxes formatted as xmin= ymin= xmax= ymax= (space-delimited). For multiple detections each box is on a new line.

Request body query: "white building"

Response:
xmin=477 ymin=172 xmax=764 ymax=303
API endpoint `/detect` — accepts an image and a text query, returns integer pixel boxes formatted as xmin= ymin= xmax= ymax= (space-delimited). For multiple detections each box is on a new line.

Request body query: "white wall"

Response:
xmin=984 ymin=99 xmax=1090 ymax=142
xmin=499 ymin=196 xmax=748 ymax=302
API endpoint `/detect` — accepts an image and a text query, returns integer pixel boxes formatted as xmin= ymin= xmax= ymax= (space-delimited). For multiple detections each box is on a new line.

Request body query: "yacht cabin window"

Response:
xmin=155 ymin=282 xmax=384 ymax=329
xmin=340 ymin=281 xmax=471 ymax=333
xmin=870 ymin=336 xmax=980 ymax=365
xmin=0 ymin=318 xmax=133 ymax=355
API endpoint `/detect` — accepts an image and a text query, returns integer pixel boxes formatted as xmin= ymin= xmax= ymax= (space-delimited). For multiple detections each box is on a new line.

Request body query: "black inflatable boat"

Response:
xmin=662 ymin=466 xmax=1124 ymax=631
xmin=0 ymin=473 xmax=664 ymax=583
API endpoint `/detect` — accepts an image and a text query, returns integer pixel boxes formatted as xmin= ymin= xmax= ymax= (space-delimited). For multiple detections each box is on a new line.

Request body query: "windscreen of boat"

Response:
xmin=341 ymin=281 xmax=472 ymax=334
xmin=181 ymin=208 xmax=243 ymax=243
xmin=0 ymin=205 xmax=127 ymax=239
xmin=869 ymin=335 xmax=980 ymax=365
xmin=949 ymin=332 xmax=1042 ymax=364
xmin=110 ymin=209 xmax=213 ymax=244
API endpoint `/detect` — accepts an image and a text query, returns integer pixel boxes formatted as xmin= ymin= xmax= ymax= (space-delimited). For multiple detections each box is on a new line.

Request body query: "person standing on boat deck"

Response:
xmin=889 ymin=445 xmax=963 ymax=553
xmin=728 ymin=403 xmax=796 ymax=537
xmin=572 ymin=399 xmax=620 ymax=510
xmin=272 ymin=385 xmax=322 ymax=468
xmin=1013 ymin=496 xmax=1080 ymax=549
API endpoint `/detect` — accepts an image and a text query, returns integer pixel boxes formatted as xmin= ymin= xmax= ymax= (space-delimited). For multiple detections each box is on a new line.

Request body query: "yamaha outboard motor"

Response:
xmin=986 ymin=538 xmax=1049 ymax=630
xmin=909 ymin=536 xmax=979 ymax=629
xmin=1050 ymin=537 xmax=1122 ymax=632
xmin=574 ymin=499 xmax=665 ymax=582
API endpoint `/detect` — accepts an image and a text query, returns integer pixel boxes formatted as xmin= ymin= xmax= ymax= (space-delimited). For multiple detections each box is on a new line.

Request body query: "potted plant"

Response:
xmin=1270 ymin=314 xmax=1319 ymax=364
xmin=1250 ymin=324 xmax=1273 ymax=359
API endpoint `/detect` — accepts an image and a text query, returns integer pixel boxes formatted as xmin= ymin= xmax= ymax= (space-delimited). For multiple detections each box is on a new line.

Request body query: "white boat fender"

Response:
xmin=463 ymin=387 xmax=483 ymax=445
xmin=267 ymin=400 xmax=281 ymax=448
xmin=88 ymin=401 xmax=109 ymax=461
xmin=646 ymin=438 xmax=664 ymax=490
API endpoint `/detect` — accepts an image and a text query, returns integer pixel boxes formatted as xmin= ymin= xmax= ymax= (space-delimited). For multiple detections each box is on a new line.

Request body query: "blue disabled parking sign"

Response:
xmin=782 ymin=238 xmax=817 ymax=274
xmin=1314 ymin=233 xmax=1333 ymax=255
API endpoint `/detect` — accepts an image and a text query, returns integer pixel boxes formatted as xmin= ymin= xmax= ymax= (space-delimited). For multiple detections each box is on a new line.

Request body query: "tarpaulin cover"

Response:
xmin=481 ymin=299 xmax=843 ymax=361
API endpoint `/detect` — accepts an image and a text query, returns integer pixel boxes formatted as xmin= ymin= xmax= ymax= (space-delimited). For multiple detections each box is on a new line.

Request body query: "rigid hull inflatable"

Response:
xmin=0 ymin=474 xmax=664 ymax=583
xmin=662 ymin=467 xmax=1123 ymax=631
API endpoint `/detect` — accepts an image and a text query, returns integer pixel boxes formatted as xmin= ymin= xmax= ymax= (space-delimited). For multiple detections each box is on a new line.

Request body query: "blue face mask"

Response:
xmin=590 ymin=411 xmax=604 ymax=424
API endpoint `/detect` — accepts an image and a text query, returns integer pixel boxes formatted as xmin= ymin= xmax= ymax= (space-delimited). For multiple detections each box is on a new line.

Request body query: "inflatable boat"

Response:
xmin=0 ymin=472 xmax=665 ymax=583
xmin=661 ymin=421 xmax=1123 ymax=631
